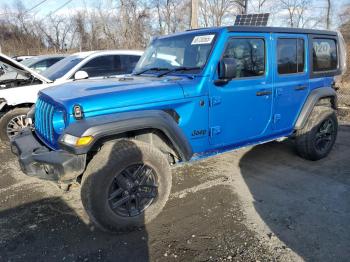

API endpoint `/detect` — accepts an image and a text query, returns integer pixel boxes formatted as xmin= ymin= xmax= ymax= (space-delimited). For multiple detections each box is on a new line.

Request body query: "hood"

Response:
xmin=0 ymin=53 xmax=52 ymax=84
xmin=40 ymin=76 xmax=187 ymax=116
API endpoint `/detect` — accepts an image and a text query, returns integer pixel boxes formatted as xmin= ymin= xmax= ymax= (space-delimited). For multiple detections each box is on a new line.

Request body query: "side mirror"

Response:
xmin=215 ymin=58 xmax=236 ymax=86
xmin=74 ymin=71 xmax=89 ymax=80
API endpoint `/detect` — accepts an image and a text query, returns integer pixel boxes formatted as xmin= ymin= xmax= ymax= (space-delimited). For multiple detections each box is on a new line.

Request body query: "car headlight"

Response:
xmin=52 ymin=109 xmax=66 ymax=134
xmin=61 ymin=134 xmax=94 ymax=147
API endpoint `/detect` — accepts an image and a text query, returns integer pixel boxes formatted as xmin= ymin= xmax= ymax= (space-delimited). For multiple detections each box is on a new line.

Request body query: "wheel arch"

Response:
xmin=59 ymin=110 xmax=193 ymax=162
xmin=1 ymin=102 xmax=34 ymax=114
xmin=295 ymin=87 xmax=337 ymax=130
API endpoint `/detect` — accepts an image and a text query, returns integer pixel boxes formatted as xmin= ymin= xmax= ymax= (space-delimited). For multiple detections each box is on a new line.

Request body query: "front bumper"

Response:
xmin=10 ymin=129 xmax=86 ymax=182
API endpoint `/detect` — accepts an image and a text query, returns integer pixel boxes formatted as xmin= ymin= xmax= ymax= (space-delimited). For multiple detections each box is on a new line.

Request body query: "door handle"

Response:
xmin=295 ymin=85 xmax=307 ymax=91
xmin=256 ymin=90 xmax=272 ymax=96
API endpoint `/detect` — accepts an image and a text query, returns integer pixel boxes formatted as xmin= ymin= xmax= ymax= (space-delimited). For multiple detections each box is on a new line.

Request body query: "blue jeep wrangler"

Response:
xmin=11 ymin=26 xmax=346 ymax=232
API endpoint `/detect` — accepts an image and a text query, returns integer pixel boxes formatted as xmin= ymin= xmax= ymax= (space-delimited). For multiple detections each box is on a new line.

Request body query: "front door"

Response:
xmin=209 ymin=33 xmax=273 ymax=147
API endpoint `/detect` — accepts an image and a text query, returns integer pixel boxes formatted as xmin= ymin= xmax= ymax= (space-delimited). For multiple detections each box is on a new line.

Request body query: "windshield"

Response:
xmin=0 ymin=59 xmax=29 ymax=82
xmin=21 ymin=57 xmax=40 ymax=67
xmin=41 ymin=55 xmax=83 ymax=81
xmin=134 ymin=33 xmax=216 ymax=75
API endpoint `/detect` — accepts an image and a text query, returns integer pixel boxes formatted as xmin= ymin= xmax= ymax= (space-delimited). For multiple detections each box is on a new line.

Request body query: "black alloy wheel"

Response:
xmin=314 ymin=118 xmax=336 ymax=154
xmin=107 ymin=164 xmax=158 ymax=217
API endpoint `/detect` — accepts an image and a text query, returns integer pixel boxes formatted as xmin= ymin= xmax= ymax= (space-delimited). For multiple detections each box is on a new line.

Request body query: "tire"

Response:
xmin=0 ymin=107 xmax=31 ymax=144
xmin=295 ymin=106 xmax=338 ymax=161
xmin=81 ymin=139 xmax=172 ymax=232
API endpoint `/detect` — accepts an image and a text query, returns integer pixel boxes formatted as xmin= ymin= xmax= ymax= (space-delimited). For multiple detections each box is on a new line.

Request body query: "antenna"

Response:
xmin=234 ymin=13 xmax=270 ymax=26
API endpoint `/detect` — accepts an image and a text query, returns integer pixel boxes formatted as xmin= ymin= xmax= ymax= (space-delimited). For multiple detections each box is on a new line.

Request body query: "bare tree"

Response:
xmin=339 ymin=4 xmax=350 ymax=40
xmin=199 ymin=0 xmax=233 ymax=27
xmin=153 ymin=0 xmax=190 ymax=34
xmin=191 ymin=0 xmax=199 ymax=29
xmin=249 ymin=0 xmax=269 ymax=13
xmin=277 ymin=0 xmax=322 ymax=28
xmin=326 ymin=0 xmax=331 ymax=29
xmin=35 ymin=15 xmax=75 ymax=52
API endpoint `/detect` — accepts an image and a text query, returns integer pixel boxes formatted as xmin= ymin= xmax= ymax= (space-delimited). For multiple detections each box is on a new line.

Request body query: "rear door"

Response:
xmin=273 ymin=34 xmax=309 ymax=132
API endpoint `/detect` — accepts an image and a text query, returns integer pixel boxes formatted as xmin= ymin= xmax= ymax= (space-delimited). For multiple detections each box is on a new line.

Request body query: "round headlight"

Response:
xmin=52 ymin=109 xmax=66 ymax=134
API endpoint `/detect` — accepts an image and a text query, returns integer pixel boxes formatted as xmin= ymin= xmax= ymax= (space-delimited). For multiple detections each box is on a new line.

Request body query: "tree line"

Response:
xmin=0 ymin=0 xmax=349 ymax=55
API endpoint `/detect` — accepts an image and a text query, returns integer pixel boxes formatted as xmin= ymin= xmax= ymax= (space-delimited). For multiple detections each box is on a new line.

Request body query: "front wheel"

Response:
xmin=81 ymin=139 xmax=172 ymax=232
xmin=0 ymin=107 xmax=31 ymax=143
xmin=295 ymin=106 xmax=338 ymax=161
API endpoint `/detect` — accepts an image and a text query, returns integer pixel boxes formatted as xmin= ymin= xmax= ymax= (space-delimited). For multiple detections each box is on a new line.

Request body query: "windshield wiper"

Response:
xmin=156 ymin=66 xmax=202 ymax=77
xmin=133 ymin=67 xmax=169 ymax=76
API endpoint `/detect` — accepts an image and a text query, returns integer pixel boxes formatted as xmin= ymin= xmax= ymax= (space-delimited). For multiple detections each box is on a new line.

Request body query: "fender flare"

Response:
xmin=59 ymin=110 xmax=193 ymax=161
xmin=295 ymin=87 xmax=337 ymax=130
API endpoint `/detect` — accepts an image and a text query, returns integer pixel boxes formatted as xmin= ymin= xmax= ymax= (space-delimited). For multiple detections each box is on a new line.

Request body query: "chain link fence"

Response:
xmin=338 ymin=82 xmax=350 ymax=107
xmin=337 ymin=81 xmax=350 ymax=121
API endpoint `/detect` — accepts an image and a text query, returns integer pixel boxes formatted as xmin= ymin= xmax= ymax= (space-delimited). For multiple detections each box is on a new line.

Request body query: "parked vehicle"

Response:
xmin=0 ymin=50 xmax=143 ymax=142
xmin=21 ymin=55 xmax=67 ymax=73
xmin=11 ymin=26 xmax=346 ymax=232
xmin=12 ymin=55 xmax=34 ymax=62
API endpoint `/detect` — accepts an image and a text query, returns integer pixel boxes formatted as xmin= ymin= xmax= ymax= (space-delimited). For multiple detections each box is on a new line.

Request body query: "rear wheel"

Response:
xmin=81 ymin=139 xmax=172 ymax=232
xmin=0 ymin=107 xmax=31 ymax=143
xmin=295 ymin=106 xmax=338 ymax=161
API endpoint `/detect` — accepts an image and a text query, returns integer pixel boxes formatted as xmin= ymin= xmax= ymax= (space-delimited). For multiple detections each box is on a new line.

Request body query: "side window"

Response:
xmin=32 ymin=60 xmax=48 ymax=71
xmin=119 ymin=55 xmax=140 ymax=74
xmin=113 ymin=55 xmax=122 ymax=74
xmin=128 ymin=55 xmax=141 ymax=72
xmin=277 ymin=38 xmax=305 ymax=74
xmin=80 ymin=56 xmax=115 ymax=77
xmin=222 ymin=38 xmax=265 ymax=78
xmin=46 ymin=58 xmax=61 ymax=68
xmin=312 ymin=38 xmax=337 ymax=72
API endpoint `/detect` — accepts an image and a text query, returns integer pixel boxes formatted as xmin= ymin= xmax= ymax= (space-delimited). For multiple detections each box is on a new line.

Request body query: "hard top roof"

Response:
xmin=185 ymin=26 xmax=337 ymax=36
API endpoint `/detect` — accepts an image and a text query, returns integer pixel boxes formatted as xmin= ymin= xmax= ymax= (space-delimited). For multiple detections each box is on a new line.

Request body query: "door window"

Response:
xmin=277 ymin=38 xmax=305 ymax=74
xmin=222 ymin=38 xmax=265 ymax=78
xmin=120 ymin=55 xmax=140 ymax=74
xmin=80 ymin=56 xmax=115 ymax=77
xmin=117 ymin=55 xmax=140 ymax=74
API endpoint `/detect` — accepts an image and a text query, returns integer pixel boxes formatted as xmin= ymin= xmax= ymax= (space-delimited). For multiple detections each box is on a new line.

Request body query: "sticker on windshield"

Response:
xmin=191 ymin=35 xmax=215 ymax=45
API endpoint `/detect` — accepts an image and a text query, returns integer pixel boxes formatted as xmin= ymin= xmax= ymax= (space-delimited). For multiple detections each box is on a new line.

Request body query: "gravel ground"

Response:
xmin=0 ymin=123 xmax=349 ymax=262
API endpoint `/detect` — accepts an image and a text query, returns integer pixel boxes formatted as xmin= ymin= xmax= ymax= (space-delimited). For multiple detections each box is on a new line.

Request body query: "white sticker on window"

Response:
xmin=191 ymin=35 xmax=215 ymax=45
xmin=314 ymin=42 xmax=331 ymax=56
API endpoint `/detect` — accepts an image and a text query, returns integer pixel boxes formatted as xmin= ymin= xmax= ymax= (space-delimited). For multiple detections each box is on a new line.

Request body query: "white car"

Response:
xmin=0 ymin=50 xmax=143 ymax=142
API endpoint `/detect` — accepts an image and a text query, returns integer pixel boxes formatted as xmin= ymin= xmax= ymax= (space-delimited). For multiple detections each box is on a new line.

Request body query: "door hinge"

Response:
xmin=209 ymin=96 xmax=221 ymax=107
xmin=274 ymin=114 xmax=281 ymax=123
xmin=210 ymin=126 xmax=221 ymax=136
xmin=275 ymin=88 xmax=283 ymax=96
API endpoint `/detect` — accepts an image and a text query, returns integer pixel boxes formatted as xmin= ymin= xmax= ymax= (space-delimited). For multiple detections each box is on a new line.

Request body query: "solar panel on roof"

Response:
xmin=234 ymin=13 xmax=270 ymax=26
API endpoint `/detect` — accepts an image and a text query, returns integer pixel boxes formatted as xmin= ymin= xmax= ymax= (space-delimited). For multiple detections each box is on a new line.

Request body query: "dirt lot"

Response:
xmin=0 ymin=123 xmax=349 ymax=262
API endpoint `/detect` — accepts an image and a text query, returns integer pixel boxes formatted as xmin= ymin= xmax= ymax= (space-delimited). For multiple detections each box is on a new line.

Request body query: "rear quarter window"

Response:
xmin=312 ymin=38 xmax=337 ymax=72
